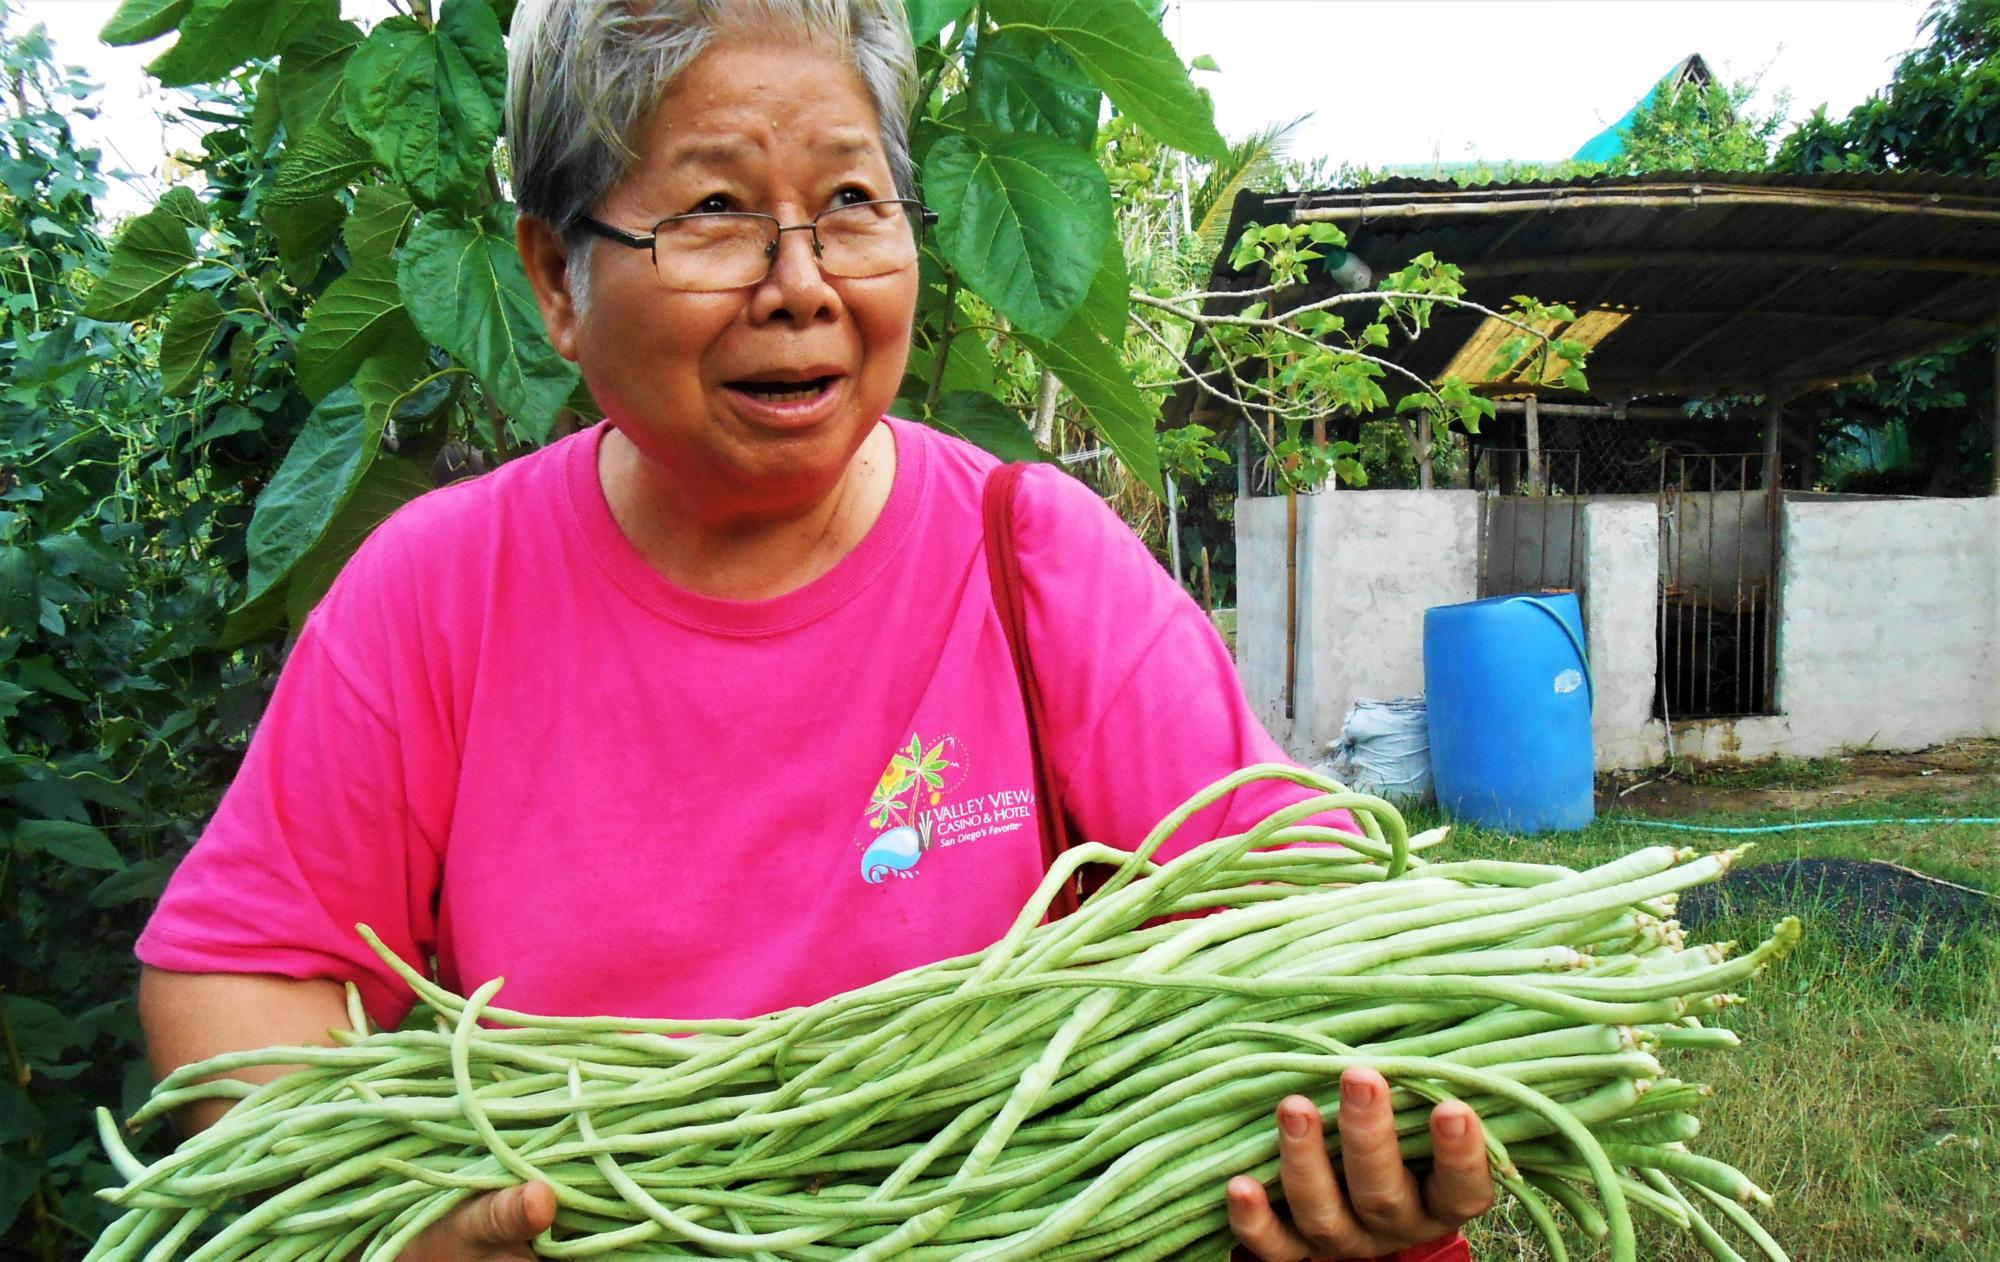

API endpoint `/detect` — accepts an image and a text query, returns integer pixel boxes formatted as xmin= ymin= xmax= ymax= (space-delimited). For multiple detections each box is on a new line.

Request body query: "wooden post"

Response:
xmin=1524 ymin=394 xmax=1543 ymax=495
xmin=1284 ymin=487 xmax=1298 ymax=721
xmin=1761 ymin=395 xmax=1783 ymax=492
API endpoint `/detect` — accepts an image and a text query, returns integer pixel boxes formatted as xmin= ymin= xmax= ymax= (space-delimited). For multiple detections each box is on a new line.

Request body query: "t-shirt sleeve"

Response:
xmin=1011 ymin=465 xmax=1356 ymax=864
xmin=135 ymin=523 xmax=456 ymax=1030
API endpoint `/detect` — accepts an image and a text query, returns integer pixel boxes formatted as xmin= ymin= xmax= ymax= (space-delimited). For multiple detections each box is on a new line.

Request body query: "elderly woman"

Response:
xmin=134 ymin=3 xmax=1490 ymax=1260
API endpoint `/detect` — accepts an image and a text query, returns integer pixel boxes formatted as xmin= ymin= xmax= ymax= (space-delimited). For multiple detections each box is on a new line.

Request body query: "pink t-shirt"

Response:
xmin=139 ymin=418 xmax=1339 ymax=1026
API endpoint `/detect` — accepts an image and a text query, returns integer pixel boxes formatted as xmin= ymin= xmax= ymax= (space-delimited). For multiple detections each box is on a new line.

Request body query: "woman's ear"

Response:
xmin=516 ymin=213 xmax=582 ymax=362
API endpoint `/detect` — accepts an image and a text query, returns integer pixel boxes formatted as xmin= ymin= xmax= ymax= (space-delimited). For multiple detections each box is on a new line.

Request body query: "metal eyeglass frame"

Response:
xmin=574 ymin=199 xmax=938 ymax=290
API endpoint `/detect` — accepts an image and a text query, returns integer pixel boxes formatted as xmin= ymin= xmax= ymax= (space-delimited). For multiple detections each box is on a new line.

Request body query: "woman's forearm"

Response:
xmin=137 ymin=965 xmax=353 ymax=1134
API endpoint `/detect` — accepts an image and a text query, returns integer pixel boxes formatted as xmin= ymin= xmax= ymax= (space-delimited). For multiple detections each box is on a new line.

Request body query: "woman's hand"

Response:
xmin=398 ymin=1182 xmax=556 ymax=1262
xmin=1227 ymin=1068 xmax=1493 ymax=1262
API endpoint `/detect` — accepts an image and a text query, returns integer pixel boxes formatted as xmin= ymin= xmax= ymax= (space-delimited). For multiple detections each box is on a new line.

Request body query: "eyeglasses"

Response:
xmin=576 ymin=199 xmax=938 ymax=292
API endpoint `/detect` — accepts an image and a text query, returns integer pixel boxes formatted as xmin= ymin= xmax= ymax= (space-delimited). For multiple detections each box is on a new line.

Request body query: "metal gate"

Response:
xmin=1656 ymin=452 xmax=1780 ymax=720
xmin=1473 ymin=448 xmax=1583 ymax=597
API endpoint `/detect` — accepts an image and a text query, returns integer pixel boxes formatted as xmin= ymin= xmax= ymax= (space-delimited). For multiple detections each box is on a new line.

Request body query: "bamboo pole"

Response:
xmin=1449 ymin=252 xmax=2000 ymax=280
xmin=1289 ymin=186 xmax=2000 ymax=224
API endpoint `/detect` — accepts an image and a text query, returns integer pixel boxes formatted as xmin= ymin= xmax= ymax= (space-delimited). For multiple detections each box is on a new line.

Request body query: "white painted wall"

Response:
xmin=1235 ymin=491 xmax=1479 ymax=761
xmin=1582 ymin=502 xmax=1663 ymax=770
xmin=1237 ymin=491 xmax=2000 ymax=773
xmin=1234 ymin=495 xmax=1295 ymax=749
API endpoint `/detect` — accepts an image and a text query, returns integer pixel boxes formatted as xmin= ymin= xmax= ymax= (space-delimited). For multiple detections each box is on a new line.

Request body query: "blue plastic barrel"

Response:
xmin=1423 ymin=592 xmax=1595 ymax=833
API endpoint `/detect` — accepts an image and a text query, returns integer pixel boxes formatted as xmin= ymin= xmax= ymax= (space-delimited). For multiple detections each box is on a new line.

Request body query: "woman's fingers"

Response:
xmin=1227 ymin=1082 xmax=1495 ymax=1262
xmin=1335 ymin=1067 xmax=1430 ymax=1240
xmin=1272 ymin=1094 xmax=1370 ymax=1257
xmin=461 ymin=1181 xmax=558 ymax=1247
xmin=1422 ymin=1101 xmax=1497 ymax=1225
xmin=1225 ymin=1173 xmax=1313 ymax=1262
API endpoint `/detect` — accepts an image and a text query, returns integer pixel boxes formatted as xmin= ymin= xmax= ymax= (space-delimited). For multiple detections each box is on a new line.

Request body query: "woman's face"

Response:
xmin=531 ymin=40 xmax=918 ymax=517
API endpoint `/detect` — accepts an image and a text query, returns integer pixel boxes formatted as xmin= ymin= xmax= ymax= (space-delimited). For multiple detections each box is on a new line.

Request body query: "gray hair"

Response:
xmin=508 ymin=0 xmax=918 ymax=310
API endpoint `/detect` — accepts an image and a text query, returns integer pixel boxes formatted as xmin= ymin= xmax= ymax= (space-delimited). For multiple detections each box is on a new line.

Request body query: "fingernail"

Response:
xmin=1342 ymin=1075 xmax=1371 ymax=1106
xmin=1281 ymin=1108 xmax=1310 ymax=1139
xmin=1437 ymin=1110 xmax=1469 ymax=1140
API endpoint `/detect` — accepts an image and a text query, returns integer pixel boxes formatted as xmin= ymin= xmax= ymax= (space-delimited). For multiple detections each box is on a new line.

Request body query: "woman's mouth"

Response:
xmin=727 ymin=375 xmax=838 ymax=404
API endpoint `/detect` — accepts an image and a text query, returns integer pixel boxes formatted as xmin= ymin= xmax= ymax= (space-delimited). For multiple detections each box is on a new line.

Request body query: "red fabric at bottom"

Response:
xmin=1378 ymin=1231 xmax=1471 ymax=1262
xmin=1386 ymin=1230 xmax=1471 ymax=1262
xmin=1307 ymin=1230 xmax=1471 ymax=1262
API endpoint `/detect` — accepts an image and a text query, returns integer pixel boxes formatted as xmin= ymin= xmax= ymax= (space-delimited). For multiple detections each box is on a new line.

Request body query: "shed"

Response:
xmin=1181 ymin=173 xmax=2000 ymax=772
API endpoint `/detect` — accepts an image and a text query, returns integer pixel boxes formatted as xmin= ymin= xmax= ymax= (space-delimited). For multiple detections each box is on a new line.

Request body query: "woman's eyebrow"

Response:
xmin=669 ymin=139 xmax=751 ymax=172
xmin=811 ymin=133 xmax=877 ymax=161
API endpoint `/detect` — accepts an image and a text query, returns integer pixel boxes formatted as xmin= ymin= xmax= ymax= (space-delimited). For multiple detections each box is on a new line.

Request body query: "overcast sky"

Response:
xmin=18 ymin=0 xmax=1937 ymax=216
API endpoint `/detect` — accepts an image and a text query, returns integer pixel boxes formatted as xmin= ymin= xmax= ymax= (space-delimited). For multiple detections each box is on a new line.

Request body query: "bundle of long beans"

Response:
xmin=91 ymin=765 xmax=1799 ymax=1262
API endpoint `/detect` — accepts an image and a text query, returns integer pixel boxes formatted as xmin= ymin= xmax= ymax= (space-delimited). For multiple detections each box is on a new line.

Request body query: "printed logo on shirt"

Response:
xmin=857 ymin=731 xmax=1034 ymax=883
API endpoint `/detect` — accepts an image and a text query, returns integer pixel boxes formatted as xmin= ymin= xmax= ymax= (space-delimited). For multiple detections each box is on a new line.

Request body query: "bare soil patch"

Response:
xmin=1599 ymin=739 xmax=2000 ymax=818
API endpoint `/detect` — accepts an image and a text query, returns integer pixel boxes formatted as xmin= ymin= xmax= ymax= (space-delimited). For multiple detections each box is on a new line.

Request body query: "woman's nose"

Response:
xmin=750 ymin=225 xmax=838 ymax=323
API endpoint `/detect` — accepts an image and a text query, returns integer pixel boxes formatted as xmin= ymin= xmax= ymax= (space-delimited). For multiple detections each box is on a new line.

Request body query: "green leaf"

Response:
xmin=1061 ymin=226 xmax=1129 ymax=349
xmin=148 ymin=0 xmax=337 ymax=88
xmin=81 ymin=199 xmax=196 ymax=321
xmin=1 ymin=995 xmax=87 ymax=1060
xmin=939 ymin=322 xmax=997 ymax=396
xmin=929 ymin=391 xmax=1040 ymax=462
xmin=37 ymin=532 xmax=125 ymax=586
xmin=1014 ymin=243 xmax=1159 ymax=495
xmin=251 ymin=67 xmax=282 ymax=153
xmin=344 ymin=0 xmax=506 ymax=208
xmin=243 ymin=384 xmax=385 ymax=605
xmin=0 ymin=680 xmax=32 ymax=721
xmin=269 ymin=115 xmax=375 ymax=208
xmin=266 ymin=194 xmax=345 ymax=287
xmin=297 ymin=255 xmax=423 ymax=403
xmin=13 ymin=656 xmax=87 ymax=702
xmin=286 ymin=455 xmax=432 ymax=624
xmin=0 ymin=1082 xmax=40 ymax=1147
xmin=971 ymin=30 xmax=1100 ymax=148
xmin=159 ymin=290 xmax=225 ymax=396
xmin=398 ymin=215 xmax=579 ymax=441
xmin=0 ymin=1151 xmax=39 ymax=1238
xmin=218 ymin=581 xmax=288 ymax=649
xmin=1190 ymin=52 xmax=1219 ymax=72
xmin=101 ymin=0 xmax=190 ymax=46
xmin=906 ymin=0 xmax=975 ymax=44
xmin=344 ymin=186 xmax=416 ymax=261
xmin=923 ymin=131 xmax=1111 ymax=339
xmin=14 ymin=820 xmax=125 ymax=872
xmin=88 ymin=857 xmax=176 ymax=909
xmin=0 ymin=545 xmax=38 ymax=657
xmin=276 ymin=19 xmax=362 ymax=138
xmin=988 ymin=0 xmax=1226 ymax=158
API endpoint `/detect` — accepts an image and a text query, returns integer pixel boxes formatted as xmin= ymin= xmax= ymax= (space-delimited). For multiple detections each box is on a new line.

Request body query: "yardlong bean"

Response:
xmin=89 ymin=764 xmax=1799 ymax=1262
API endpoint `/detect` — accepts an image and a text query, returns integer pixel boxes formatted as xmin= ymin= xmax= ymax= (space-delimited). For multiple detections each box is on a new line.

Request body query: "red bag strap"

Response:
xmin=982 ymin=463 xmax=1080 ymax=920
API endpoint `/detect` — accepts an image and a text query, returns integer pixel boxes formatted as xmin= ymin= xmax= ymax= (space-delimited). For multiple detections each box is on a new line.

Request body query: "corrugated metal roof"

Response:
xmin=1171 ymin=172 xmax=2000 ymax=424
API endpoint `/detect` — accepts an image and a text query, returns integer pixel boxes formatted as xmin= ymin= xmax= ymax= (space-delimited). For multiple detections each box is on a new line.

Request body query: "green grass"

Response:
xmin=1399 ymin=789 xmax=2000 ymax=1262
